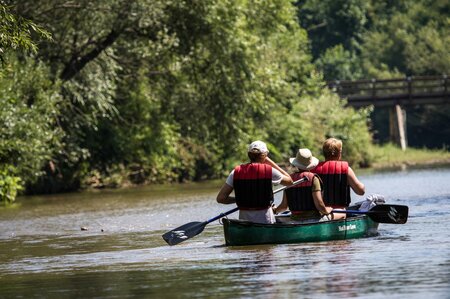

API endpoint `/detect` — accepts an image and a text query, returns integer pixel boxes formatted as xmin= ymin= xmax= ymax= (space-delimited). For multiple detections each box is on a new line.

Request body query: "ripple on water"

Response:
xmin=1 ymin=168 xmax=450 ymax=298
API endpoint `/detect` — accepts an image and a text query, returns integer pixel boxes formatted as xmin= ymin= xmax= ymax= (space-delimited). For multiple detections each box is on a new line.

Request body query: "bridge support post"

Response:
xmin=389 ymin=104 xmax=407 ymax=150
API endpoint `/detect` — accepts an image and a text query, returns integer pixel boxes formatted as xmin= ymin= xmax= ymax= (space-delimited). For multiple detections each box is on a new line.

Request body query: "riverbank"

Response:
xmin=91 ymin=144 xmax=450 ymax=189
xmin=360 ymin=144 xmax=450 ymax=173
xmin=5 ymin=144 xmax=449 ymax=204
xmin=94 ymin=144 xmax=449 ymax=187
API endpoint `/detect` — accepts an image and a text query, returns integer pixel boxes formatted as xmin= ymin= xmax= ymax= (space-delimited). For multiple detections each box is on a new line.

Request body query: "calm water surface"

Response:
xmin=1 ymin=167 xmax=449 ymax=298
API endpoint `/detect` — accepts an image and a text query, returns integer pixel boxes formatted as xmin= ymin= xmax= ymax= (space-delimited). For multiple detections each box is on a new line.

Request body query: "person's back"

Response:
xmin=216 ymin=140 xmax=293 ymax=224
xmin=233 ymin=162 xmax=273 ymax=210
xmin=312 ymin=138 xmax=365 ymax=209
xmin=284 ymin=171 xmax=321 ymax=219
xmin=312 ymin=160 xmax=351 ymax=208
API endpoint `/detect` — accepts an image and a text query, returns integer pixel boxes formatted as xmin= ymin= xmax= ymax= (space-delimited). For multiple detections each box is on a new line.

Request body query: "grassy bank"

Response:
xmin=368 ymin=144 xmax=450 ymax=169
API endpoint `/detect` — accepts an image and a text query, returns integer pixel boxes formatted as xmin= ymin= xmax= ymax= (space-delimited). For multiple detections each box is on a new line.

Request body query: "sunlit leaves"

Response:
xmin=1 ymin=0 xmax=377 ymax=195
xmin=0 ymin=3 xmax=51 ymax=64
xmin=360 ymin=0 xmax=449 ymax=77
xmin=0 ymin=56 xmax=62 ymax=185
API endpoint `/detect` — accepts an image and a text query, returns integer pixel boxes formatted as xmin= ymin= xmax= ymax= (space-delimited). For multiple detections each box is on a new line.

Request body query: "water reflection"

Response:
xmin=0 ymin=168 xmax=449 ymax=298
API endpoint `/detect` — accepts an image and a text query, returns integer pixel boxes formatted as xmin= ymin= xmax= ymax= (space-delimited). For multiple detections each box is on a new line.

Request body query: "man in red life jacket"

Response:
xmin=275 ymin=148 xmax=346 ymax=221
xmin=216 ymin=140 xmax=293 ymax=224
xmin=311 ymin=138 xmax=365 ymax=219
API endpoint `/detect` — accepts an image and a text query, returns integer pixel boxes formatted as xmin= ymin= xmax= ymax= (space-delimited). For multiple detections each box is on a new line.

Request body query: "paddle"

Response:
xmin=162 ymin=176 xmax=309 ymax=246
xmin=333 ymin=204 xmax=409 ymax=224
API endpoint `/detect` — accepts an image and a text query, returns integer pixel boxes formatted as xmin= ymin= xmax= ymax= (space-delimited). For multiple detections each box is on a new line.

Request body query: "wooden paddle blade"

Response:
xmin=162 ymin=221 xmax=207 ymax=246
xmin=368 ymin=204 xmax=409 ymax=224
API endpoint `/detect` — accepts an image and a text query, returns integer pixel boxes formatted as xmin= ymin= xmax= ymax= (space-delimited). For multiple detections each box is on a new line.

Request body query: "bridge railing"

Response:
xmin=327 ymin=75 xmax=448 ymax=107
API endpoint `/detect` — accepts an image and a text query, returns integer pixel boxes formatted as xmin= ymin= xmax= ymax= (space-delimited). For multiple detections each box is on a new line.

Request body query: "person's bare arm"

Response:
xmin=310 ymin=176 xmax=332 ymax=215
xmin=264 ymin=156 xmax=293 ymax=186
xmin=348 ymin=167 xmax=365 ymax=195
xmin=312 ymin=191 xmax=332 ymax=215
xmin=216 ymin=184 xmax=236 ymax=204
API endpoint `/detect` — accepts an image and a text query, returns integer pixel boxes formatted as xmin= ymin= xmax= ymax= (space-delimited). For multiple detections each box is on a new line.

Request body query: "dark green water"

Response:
xmin=1 ymin=168 xmax=449 ymax=298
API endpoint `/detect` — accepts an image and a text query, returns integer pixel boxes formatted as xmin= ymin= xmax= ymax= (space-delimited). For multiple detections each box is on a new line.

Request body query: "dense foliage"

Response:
xmin=0 ymin=0 xmax=447 ymax=202
xmin=298 ymin=0 xmax=449 ymax=79
xmin=297 ymin=0 xmax=449 ymax=147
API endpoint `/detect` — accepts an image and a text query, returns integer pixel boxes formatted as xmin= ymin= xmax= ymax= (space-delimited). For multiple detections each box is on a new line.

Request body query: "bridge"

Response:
xmin=327 ymin=75 xmax=449 ymax=150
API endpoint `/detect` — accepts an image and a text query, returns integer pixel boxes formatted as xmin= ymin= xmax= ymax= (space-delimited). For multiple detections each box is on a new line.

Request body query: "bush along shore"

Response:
xmin=368 ymin=144 xmax=450 ymax=170
xmin=74 ymin=145 xmax=450 ymax=191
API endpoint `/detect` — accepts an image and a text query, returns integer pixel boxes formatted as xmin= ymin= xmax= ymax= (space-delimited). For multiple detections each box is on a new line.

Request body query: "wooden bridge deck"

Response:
xmin=327 ymin=75 xmax=449 ymax=107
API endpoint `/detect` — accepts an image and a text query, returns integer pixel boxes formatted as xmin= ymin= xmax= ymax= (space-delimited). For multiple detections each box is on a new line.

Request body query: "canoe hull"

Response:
xmin=223 ymin=215 xmax=379 ymax=246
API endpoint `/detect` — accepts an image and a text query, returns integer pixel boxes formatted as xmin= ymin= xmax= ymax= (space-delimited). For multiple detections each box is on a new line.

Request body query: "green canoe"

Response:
xmin=222 ymin=214 xmax=379 ymax=246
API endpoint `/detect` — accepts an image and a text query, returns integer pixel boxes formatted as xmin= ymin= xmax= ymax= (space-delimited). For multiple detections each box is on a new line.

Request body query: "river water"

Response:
xmin=0 ymin=167 xmax=449 ymax=298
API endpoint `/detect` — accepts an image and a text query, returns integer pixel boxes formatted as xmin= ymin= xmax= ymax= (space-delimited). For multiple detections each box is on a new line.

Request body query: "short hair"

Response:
xmin=248 ymin=151 xmax=265 ymax=162
xmin=323 ymin=138 xmax=342 ymax=160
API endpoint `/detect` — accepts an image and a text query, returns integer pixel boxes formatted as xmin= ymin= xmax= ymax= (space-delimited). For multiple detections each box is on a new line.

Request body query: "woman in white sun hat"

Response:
xmin=275 ymin=148 xmax=345 ymax=221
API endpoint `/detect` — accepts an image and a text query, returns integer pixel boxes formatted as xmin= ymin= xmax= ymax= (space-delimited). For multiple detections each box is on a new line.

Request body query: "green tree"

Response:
xmin=0 ymin=3 xmax=55 ymax=202
xmin=86 ymin=0 xmax=318 ymax=183
xmin=2 ymin=0 xmax=374 ymax=195
xmin=0 ymin=2 xmax=51 ymax=65
xmin=297 ymin=0 xmax=369 ymax=57
xmin=9 ymin=0 xmax=171 ymax=190
xmin=296 ymin=0 xmax=449 ymax=150
xmin=360 ymin=0 xmax=449 ymax=77
xmin=315 ymin=45 xmax=362 ymax=80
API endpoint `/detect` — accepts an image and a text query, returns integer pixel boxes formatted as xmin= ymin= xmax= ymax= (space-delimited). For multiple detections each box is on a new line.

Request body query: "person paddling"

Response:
xmin=216 ymin=140 xmax=293 ymax=224
xmin=275 ymin=148 xmax=346 ymax=221
xmin=311 ymin=138 xmax=365 ymax=218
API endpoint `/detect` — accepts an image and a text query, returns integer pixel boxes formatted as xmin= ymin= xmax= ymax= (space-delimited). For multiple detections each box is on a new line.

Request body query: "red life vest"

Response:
xmin=233 ymin=163 xmax=273 ymax=210
xmin=285 ymin=172 xmax=321 ymax=212
xmin=311 ymin=160 xmax=350 ymax=207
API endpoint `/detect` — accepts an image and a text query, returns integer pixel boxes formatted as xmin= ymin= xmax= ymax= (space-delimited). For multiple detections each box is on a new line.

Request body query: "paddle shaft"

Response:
xmin=333 ymin=209 xmax=372 ymax=215
xmin=204 ymin=176 xmax=309 ymax=225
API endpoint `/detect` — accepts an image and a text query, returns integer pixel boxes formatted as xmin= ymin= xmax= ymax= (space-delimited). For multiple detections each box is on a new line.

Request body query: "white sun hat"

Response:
xmin=289 ymin=148 xmax=319 ymax=170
